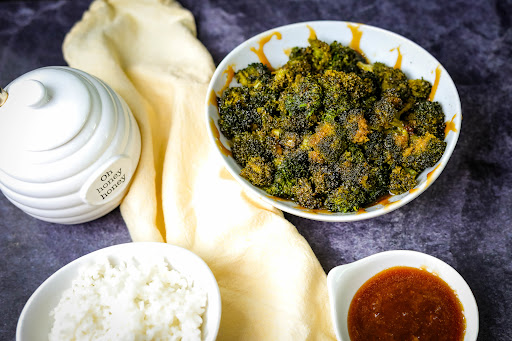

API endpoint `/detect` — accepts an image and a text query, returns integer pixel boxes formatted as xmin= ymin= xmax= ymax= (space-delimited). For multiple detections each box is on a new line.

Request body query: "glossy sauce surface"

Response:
xmin=428 ymin=65 xmax=442 ymax=101
xmin=209 ymin=118 xmax=232 ymax=157
xmin=347 ymin=24 xmax=364 ymax=57
xmin=391 ymin=46 xmax=403 ymax=69
xmin=348 ymin=266 xmax=465 ymax=341
xmin=218 ymin=64 xmax=235 ymax=96
xmin=250 ymin=31 xmax=282 ymax=70
xmin=445 ymin=114 xmax=458 ymax=137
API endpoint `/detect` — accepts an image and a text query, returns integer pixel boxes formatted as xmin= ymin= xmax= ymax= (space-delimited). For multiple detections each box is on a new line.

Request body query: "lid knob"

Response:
xmin=23 ymin=80 xmax=49 ymax=107
xmin=0 ymin=87 xmax=7 ymax=107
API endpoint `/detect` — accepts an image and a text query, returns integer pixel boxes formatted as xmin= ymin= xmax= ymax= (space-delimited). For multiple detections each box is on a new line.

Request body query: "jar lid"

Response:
xmin=0 ymin=67 xmax=91 ymax=152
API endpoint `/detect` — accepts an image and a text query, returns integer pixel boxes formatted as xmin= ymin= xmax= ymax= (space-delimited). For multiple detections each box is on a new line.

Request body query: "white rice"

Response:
xmin=49 ymin=255 xmax=207 ymax=341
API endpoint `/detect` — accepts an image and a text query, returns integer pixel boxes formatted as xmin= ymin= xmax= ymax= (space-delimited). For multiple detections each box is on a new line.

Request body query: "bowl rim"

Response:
xmin=16 ymin=242 xmax=222 ymax=341
xmin=205 ymin=20 xmax=462 ymax=222
xmin=326 ymin=249 xmax=479 ymax=341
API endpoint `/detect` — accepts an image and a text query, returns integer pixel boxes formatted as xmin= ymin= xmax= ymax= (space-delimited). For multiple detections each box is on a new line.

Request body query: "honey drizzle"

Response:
xmin=218 ymin=64 xmax=235 ymax=96
xmin=250 ymin=31 xmax=282 ymax=71
xmin=208 ymin=89 xmax=218 ymax=108
xmin=426 ymin=163 xmax=442 ymax=187
xmin=209 ymin=118 xmax=232 ymax=157
xmin=347 ymin=24 xmax=364 ymax=56
xmin=428 ymin=65 xmax=442 ymax=101
xmin=445 ymin=114 xmax=458 ymax=138
xmin=283 ymin=48 xmax=292 ymax=56
xmin=307 ymin=25 xmax=317 ymax=40
xmin=391 ymin=46 xmax=403 ymax=69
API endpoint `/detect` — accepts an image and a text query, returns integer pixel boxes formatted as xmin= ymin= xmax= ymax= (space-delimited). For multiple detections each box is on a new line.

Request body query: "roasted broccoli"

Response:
xmin=235 ymin=63 xmax=272 ymax=88
xmin=264 ymin=149 xmax=309 ymax=198
xmin=320 ymin=69 xmax=377 ymax=121
xmin=371 ymin=62 xmax=411 ymax=100
xmin=403 ymin=132 xmax=446 ymax=171
xmin=217 ymin=38 xmax=448 ymax=213
xmin=304 ymin=121 xmax=347 ymax=163
xmin=240 ymin=156 xmax=274 ymax=187
xmin=404 ymin=100 xmax=446 ymax=139
xmin=389 ymin=166 xmax=417 ymax=194
xmin=328 ymin=41 xmax=367 ymax=74
xmin=408 ymin=78 xmax=432 ymax=100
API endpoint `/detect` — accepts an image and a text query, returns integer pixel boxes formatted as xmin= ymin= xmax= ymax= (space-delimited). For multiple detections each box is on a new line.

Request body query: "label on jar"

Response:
xmin=80 ymin=155 xmax=133 ymax=206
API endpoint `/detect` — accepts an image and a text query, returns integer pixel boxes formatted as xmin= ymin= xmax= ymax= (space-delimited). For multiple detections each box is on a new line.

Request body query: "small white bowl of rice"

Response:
xmin=16 ymin=242 xmax=221 ymax=341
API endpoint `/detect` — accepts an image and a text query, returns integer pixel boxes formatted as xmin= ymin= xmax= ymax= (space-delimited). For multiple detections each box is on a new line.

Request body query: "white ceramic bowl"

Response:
xmin=205 ymin=21 xmax=462 ymax=222
xmin=326 ymin=250 xmax=479 ymax=341
xmin=16 ymin=242 xmax=221 ymax=341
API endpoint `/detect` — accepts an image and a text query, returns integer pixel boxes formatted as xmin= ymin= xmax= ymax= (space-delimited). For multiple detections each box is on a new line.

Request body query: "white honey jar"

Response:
xmin=0 ymin=66 xmax=141 ymax=224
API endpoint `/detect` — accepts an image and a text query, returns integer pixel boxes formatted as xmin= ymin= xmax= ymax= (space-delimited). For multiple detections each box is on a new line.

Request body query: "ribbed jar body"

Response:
xmin=0 ymin=67 xmax=141 ymax=224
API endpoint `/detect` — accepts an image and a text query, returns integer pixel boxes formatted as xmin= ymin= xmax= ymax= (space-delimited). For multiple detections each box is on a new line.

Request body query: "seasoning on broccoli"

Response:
xmin=217 ymin=38 xmax=447 ymax=213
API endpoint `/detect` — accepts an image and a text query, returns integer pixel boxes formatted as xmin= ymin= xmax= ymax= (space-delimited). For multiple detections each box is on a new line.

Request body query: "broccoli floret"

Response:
xmin=363 ymin=165 xmax=391 ymax=203
xmin=367 ymin=89 xmax=403 ymax=129
xmin=403 ymin=132 xmax=446 ymax=171
xmin=372 ymin=62 xmax=411 ymax=100
xmin=278 ymin=75 xmax=322 ymax=117
xmin=264 ymin=149 xmax=309 ymax=198
xmin=389 ymin=166 xmax=417 ymax=194
xmin=404 ymin=100 xmax=446 ymax=139
xmin=279 ymin=131 xmax=303 ymax=151
xmin=292 ymin=178 xmax=322 ymax=209
xmin=319 ymin=69 xmax=377 ymax=121
xmin=363 ymin=130 xmax=388 ymax=165
xmin=324 ymin=183 xmax=367 ymax=213
xmin=383 ymin=126 xmax=410 ymax=166
xmin=304 ymin=121 xmax=347 ymax=163
xmin=328 ymin=41 xmax=366 ymax=74
xmin=235 ymin=63 xmax=272 ymax=88
xmin=408 ymin=78 xmax=432 ymax=100
xmin=338 ymin=109 xmax=370 ymax=144
xmin=308 ymin=39 xmax=332 ymax=72
xmin=240 ymin=156 xmax=274 ymax=187
xmin=218 ymin=87 xmax=260 ymax=138
xmin=309 ymin=162 xmax=341 ymax=195
xmin=276 ymin=75 xmax=322 ymax=132
xmin=231 ymin=131 xmax=268 ymax=167
xmin=364 ymin=126 xmax=409 ymax=167
xmin=272 ymin=52 xmax=313 ymax=90
xmin=337 ymin=147 xmax=372 ymax=189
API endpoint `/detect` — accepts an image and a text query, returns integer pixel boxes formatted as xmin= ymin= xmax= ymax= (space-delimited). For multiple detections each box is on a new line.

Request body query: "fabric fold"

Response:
xmin=63 ymin=0 xmax=335 ymax=339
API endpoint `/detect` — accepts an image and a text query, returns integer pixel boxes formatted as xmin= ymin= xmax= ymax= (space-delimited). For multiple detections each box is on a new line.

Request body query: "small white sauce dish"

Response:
xmin=16 ymin=242 xmax=221 ymax=341
xmin=326 ymin=250 xmax=478 ymax=341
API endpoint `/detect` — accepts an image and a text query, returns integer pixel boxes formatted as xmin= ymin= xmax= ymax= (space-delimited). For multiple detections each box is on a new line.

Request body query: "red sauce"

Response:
xmin=218 ymin=64 xmax=235 ymax=96
xmin=250 ymin=31 xmax=282 ymax=71
xmin=445 ymin=114 xmax=458 ymax=138
xmin=390 ymin=46 xmax=403 ymax=69
xmin=428 ymin=65 xmax=442 ymax=101
xmin=348 ymin=266 xmax=466 ymax=341
xmin=209 ymin=118 xmax=232 ymax=157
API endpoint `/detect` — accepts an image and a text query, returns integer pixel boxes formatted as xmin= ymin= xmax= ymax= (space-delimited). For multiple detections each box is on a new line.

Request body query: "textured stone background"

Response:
xmin=1 ymin=0 xmax=511 ymax=339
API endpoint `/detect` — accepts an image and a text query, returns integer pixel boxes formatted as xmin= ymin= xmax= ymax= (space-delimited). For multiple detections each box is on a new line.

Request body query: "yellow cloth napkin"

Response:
xmin=63 ymin=0 xmax=336 ymax=339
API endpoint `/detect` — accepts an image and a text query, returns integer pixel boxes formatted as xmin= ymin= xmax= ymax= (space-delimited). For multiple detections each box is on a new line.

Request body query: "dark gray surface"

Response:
xmin=1 ymin=0 xmax=511 ymax=340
